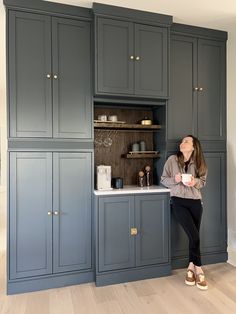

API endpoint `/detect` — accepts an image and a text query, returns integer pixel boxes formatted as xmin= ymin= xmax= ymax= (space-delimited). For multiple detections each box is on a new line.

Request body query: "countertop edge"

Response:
xmin=94 ymin=185 xmax=170 ymax=196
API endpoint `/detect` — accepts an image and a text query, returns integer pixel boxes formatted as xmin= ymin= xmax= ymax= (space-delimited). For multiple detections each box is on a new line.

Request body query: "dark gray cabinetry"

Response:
xmin=8 ymin=11 xmax=92 ymax=139
xmin=98 ymin=196 xmax=135 ymax=271
xmin=95 ymin=193 xmax=170 ymax=286
xmin=95 ymin=17 xmax=168 ymax=98
xmin=9 ymin=152 xmax=53 ymax=279
xmin=135 ymin=195 xmax=169 ymax=266
xmin=171 ymin=152 xmax=227 ymax=268
xmin=8 ymin=152 xmax=92 ymax=292
xmin=168 ymin=27 xmax=226 ymax=141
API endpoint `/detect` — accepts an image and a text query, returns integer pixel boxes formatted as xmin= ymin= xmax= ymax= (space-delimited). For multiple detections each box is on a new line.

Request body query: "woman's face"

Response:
xmin=180 ymin=136 xmax=194 ymax=154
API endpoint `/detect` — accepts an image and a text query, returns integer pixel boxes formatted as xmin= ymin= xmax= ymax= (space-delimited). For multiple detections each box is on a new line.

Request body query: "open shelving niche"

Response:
xmin=93 ymin=102 xmax=167 ymax=186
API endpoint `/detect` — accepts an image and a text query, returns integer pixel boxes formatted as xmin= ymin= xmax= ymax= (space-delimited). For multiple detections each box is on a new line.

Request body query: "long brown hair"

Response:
xmin=177 ymin=135 xmax=207 ymax=177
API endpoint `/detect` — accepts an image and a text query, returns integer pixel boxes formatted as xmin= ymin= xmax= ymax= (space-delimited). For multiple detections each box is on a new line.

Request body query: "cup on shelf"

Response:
xmin=139 ymin=140 xmax=146 ymax=151
xmin=97 ymin=114 xmax=107 ymax=122
xmin=108 ymin=115 xmax=118 ymax=122
xmin=132 ymin=143 xmax=140 ymax=152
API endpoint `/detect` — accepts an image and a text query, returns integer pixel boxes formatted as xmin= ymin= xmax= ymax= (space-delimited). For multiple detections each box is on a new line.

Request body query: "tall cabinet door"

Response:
xmin=200 ymin=153 xmax=227 ymax=254
xmin=98 ymin=196 xmax=135 ymax=272
xmin=9 ymin=152 xmax=52 ymax=279
xmin=53 ymin=153 xmax=92 ymax=273
xmin=168 ymin=35 xmax=197 ymax=140
xmin=8 ymin=11 xmax=52 ymax=138
xmin=197 ymin=39 xmax=226 ymax=141
xmin=135 ymin=24 xmax=168 ymax=97
xmin=52 ymin=18 xmax=92 ymax=139
xmin=135 ymin=194 xmax=169 ymax=266
xmin=96 ymin=18 xmax=134 ymax=95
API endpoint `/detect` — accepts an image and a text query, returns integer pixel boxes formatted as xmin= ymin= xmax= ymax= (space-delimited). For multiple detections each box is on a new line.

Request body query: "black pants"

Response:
xmin=171 ymin=196 xmax=203 ymax=266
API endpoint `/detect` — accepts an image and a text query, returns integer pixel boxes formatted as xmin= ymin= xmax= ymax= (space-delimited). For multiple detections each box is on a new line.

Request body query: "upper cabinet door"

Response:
xmin=52 ymin=18 xmax=92 ymax=139
xmin=134 ymin=24 xmax=168 ymax=97
xmin=8 ymin=11 xmax=52 ymax=138
xmin=96 ymin=18 xmax=134 ymax=95
xmin=168 ymin=35 xmax=197 ymax=140
xmin=197 ymin=39 xmax=226 ymax=141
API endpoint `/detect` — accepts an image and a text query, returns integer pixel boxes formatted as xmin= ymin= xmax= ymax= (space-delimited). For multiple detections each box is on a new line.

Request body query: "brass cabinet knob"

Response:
xmin=46 ymin=74 xmax=51 ymax=79
xmin=135 ymin=56 xmax=140 ymax=61
xmin=194 ymin=87 xmax=199 ymax=91
xmin=199 ymin=87 xmax=203 ymax=91
xmin=130 ymin=55 xmax=134 ymax=60
xmin=53 ymin=211 xmax=59 ymax=215
xmin=53 ymin=74 xmax=58 ymax=79
xmin=130 ymin=228 xmax=138 ymax=236
xmin=47 ymin=211 xmax=52 ymax=215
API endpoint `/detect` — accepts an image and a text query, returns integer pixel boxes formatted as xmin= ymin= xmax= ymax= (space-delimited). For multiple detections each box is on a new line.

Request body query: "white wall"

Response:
xmin=226 ymin=25 xmax=236 ymax=266
xmin=0 ymin=2 xmax=6 ymax=193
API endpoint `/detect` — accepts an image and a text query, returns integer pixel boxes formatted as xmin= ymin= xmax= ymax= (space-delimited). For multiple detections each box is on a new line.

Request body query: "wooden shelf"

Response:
xmin=94 ymin=122 xmax=161 ymax=130
xmin=124 ymin=152 xmax=160 ymax=159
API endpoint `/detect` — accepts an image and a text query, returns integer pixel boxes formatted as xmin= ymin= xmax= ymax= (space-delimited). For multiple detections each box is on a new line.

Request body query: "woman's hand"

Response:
xmin=175 ymin=173 xmax=182 ymax=183
xmin=184 ymin=176 xmax=195 ymax=187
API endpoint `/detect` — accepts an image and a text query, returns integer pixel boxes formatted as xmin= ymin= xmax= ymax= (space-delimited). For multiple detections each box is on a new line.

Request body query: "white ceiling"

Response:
xmin=45 ymin=0 xmax=236 ymax=31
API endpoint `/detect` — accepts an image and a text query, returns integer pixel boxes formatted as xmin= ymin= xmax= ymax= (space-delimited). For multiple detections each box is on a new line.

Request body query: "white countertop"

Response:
xmin=94 ymin=185 xmax=170 ymax=195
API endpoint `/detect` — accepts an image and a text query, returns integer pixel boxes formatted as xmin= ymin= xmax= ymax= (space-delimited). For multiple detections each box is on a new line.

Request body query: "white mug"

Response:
xmin=181 ymin=173 xmax=192 ymax=184
xmin=98 ymin=114 xmax=107 ymax=122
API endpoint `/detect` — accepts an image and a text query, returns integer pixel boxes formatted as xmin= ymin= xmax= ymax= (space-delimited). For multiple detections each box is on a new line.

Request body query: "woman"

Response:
xmin=161 ymin=135 xmax=208 ymax=290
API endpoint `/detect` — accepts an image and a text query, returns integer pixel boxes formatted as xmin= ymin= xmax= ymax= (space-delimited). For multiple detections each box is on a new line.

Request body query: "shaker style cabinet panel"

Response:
xmin=9 ymin=152 xmax=92 ymax=280
xmin=98 ymin=196 xmax=135 ymax=272
xmin=197 ymin=39 xmax=226 ymax=140
xmin=53 ymin=153 xmax=92 ymax=273
xmin=96 ymin=193 xmax=170 ymax=285
xmin=8 ymin=11 xmax=92 ymax=139
xmin=200 ymin=153 xmax=227 ymax=254
xmin=9 ymin=152 xmax=53 ymax=279
xmin=168 ymin=35 xmax=197 ymax=140
xmin=168 ymin=31 xmax=226 ymax=141
xmin=134 ymin=24 xmax=168 ymax=97
xmin=96 ymin=18 xmax=134 ymax=95
xmin=95 ymin=17 xmax=168 ymax=98
xmin=135 ymin=194 xmax=169 ymax=266
xmin=8 ymin=11 xmax=52 ymax=138
xmin=52 ymin=18 xmax=92 ymax=139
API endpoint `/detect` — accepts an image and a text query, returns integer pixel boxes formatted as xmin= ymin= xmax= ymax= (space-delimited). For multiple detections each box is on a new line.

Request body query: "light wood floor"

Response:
xmin=1 ymin=191 xmax=236 ymax=313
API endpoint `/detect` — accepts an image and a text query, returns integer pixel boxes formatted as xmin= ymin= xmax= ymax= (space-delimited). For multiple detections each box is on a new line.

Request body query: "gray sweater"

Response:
xmin=160 ymin=155 xmax=207 ymax=200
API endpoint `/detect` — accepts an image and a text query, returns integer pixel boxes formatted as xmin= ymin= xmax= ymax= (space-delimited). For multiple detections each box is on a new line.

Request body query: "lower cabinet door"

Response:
xmin=200 ymin=153 xmax=227 ymax=254
xmin=98 ymin=196 xmax=135 ymax=272
xmin=53 ymin=153 xmax=92 ymax=273
xmin=135 ymin=194 xmax=169 ymax=266
xmin=9 ymin=152 xmax=53 ymax=279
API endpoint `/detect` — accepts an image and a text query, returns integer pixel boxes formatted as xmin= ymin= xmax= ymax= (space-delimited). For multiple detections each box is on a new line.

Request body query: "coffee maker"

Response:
xmin=97 ymin=165 xmax=112 ymax=190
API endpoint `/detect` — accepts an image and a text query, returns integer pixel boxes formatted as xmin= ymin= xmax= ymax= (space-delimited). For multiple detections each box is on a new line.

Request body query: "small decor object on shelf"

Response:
xmin=138 ymin=170 xmax=145 ymax=187
xmin=145 ymin=165 xmax=151 ymax=186
xmin=132 ymin=142 xmax=140 ymax=152
xmin=140 ymin=117 xmax=152 ymax=125
xmin=139 ymin=140 xmax=146 ymax=151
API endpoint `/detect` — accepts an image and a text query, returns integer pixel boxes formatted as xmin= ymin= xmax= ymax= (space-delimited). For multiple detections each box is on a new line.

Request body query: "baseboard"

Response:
xmin=8 ymin=270 xmax=95 ymax=294
xmin=171 ymin=251 xmax=228 ymax=269
xmin=227 ymin=248 xmax=236 ymax=267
